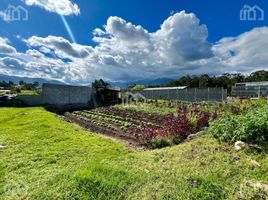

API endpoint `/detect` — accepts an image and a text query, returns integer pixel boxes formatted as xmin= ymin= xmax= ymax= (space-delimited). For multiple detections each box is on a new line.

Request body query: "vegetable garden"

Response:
xmin=65 ymin=98 xmax=268 ymax=149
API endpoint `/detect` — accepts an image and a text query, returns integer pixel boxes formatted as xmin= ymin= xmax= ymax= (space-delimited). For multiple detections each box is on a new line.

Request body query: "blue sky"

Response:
xmin=0 ymin=0 xmax=267 ymax=83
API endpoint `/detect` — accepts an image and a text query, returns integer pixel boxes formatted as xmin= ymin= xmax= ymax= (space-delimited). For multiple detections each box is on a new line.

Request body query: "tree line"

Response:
xmin=157 ymin=70 xmax=268 ymax=94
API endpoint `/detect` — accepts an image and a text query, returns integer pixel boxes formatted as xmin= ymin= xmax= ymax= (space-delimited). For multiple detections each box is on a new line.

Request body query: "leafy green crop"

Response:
xmin=208 ymin=104 xmax=268 ymax=145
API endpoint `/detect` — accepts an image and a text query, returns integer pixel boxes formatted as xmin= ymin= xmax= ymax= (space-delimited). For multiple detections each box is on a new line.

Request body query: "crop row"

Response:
xmin=66 ymin=107 xmax=165 ymax=144
xmin=65 ymin=99 xmax=268 ymax=149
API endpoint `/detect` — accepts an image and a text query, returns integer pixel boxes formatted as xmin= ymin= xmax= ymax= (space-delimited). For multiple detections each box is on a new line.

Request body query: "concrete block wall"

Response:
xmin=42 ymin=83 xmax=92 ymax=105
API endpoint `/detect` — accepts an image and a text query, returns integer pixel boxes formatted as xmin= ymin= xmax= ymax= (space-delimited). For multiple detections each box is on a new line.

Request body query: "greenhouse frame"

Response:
xmin=231 ymin=81 xmax=268 ymax=97
xmin=135 ymin=87 xmax=227 ymax=102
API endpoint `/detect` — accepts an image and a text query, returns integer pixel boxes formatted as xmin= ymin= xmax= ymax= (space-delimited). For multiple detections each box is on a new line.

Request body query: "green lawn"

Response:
xmin=0 ymin=107 xmax=267 ymax=199
xmin=0 ymin=92 xmax=8 ymax=96
xmin=18 ymin=90 xmax=40 ymax=95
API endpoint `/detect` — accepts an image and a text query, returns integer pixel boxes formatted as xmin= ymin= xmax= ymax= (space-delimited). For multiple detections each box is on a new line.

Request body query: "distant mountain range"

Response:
xmin=0 ymin=74 xmax=63 ymax=85
xmin=0 ymin=74 xmax=173 ymax=88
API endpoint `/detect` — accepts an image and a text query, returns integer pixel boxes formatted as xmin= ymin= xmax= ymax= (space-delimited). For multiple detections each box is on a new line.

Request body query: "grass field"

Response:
xmin=0 ymin=92 xmax=8 ymax=96
xmin=0 ymin=107 xmax=268 ymax=199
xmin=18 ymin=90 xmax=40 ymax=95
xmin=0 ymin=90 xmax=39 ymax=96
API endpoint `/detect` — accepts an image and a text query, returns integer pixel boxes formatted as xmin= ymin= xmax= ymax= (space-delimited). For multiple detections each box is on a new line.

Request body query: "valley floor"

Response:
xmin=0 ymin=107 xmax=267 ymax=199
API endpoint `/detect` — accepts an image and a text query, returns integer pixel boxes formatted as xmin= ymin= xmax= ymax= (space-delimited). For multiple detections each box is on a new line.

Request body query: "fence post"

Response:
xmin=208 ymin=87 xmax=210 ymax=102
xmin=194 ymin=88 xmax=197 ymax=102
xmin=186 ymin=88 xmax=188 ymax=102
xmin=222 ymin=87 xmax=224 ymax=102
xmin=258 ymin=86 xmax=261 ymax=98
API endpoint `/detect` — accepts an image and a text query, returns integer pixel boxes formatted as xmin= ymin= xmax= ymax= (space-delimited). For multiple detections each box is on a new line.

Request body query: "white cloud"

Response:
xmin=26 ymin=49 xmax=44 ymax=58
xmin=212 ymin=27 xmax=268 ymax=72
xmin=0 ymin=11 xmax=268 ymax=84
xmin=25 ymin=35 xmax=93 ymax=59
xmin=153 ymin=11 xmax=213 ymax=63
xmin=24 ymin=0 xmax=80 ymax=16
xmin=0 ymin=37 xmax=17 ymax=54
xmin=90 ymin=11 xmax=213 ymax=80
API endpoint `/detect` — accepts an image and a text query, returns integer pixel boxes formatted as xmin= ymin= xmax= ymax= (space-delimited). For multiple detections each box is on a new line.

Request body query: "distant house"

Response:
xmin=232 ymin=81 xmax=268 ymax=97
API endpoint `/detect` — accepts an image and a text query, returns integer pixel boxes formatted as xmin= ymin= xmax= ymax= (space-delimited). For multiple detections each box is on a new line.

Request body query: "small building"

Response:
xmin=232 ymin=81 xmax=268 ymax=97
xmin=93 ymin=87 xmax=120 ymax=106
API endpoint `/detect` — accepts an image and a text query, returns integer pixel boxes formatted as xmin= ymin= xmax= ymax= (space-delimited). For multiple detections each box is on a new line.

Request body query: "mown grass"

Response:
xmin=18 ymin=90 xmax=40 ymax=96
xmin=0 ymin=107 xmax=267 ymax=199
xmin=0 ymin=92 xmax=7 ymax=96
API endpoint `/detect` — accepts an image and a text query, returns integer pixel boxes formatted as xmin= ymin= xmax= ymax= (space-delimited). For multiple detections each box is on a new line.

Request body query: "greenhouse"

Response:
xmin=231 ymin=81 xmax=268 ymax=97
xmin=137 ymin=87 xmax=227 ymax=102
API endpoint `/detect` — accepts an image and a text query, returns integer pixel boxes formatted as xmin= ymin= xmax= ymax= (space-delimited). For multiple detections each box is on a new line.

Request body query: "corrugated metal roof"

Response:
xmin=235 ymin=81 xmax=268 ymax=87
xmin=143 ymin=86 xmax=187 ymax=91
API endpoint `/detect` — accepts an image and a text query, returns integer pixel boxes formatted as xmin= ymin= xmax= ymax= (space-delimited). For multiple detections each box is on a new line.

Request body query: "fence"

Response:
xmin=232 ymin=86 xmax=268 ymax=97
xmin=130 ymin=87 xmax=227 ymax=102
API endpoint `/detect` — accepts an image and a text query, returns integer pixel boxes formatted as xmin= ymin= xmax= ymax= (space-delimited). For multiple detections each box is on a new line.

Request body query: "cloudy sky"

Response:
xmin=0 ymin=0 xmax=267 ymax=84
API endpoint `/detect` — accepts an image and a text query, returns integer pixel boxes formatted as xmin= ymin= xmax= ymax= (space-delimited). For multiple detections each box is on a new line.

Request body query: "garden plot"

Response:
xmin=65 ymin=105 xmax=214 ymax=148
xmin=65 ymin=99 xmax=268 ymax=149
xmin=64 ymin=107 xmax=165 ymax=147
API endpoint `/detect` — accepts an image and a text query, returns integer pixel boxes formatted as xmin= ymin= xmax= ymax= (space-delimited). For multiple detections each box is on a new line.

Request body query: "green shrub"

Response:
xmin=208 ymin=105 xmax=268 ymax=145
xmin=150 ymin=136 xmax=172 ymax=148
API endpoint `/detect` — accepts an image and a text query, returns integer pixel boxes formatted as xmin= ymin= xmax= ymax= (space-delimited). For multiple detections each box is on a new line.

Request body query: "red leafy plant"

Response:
xmin=133 ymin=105 xmax=217 ymax=148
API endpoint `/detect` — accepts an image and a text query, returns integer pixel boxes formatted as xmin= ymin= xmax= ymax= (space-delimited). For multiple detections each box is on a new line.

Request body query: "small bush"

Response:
xmin=150 ymin=136 xmax=172 ymax=149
